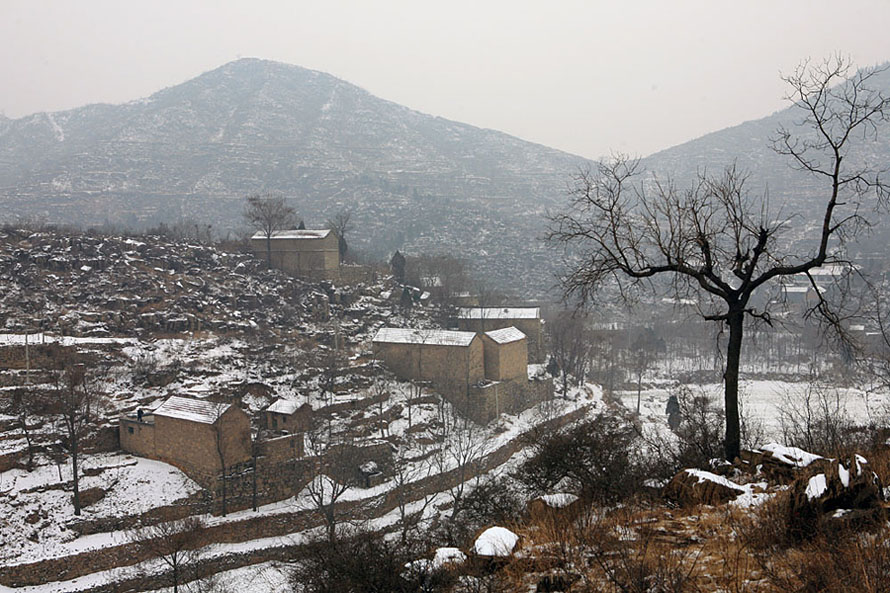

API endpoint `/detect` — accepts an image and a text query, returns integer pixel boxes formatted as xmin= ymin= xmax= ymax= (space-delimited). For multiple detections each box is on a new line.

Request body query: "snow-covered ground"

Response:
xmin=0 ymin=453 xmax=201 ymax=564
xmin=616 ymin=379 xmax=890 ymax=441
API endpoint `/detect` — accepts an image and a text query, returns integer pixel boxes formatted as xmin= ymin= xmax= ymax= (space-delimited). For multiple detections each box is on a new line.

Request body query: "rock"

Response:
xmin=78 ymin=487 xmax=107 ymax=508
xmin=662 ymin=468 xmax=746 ymax=506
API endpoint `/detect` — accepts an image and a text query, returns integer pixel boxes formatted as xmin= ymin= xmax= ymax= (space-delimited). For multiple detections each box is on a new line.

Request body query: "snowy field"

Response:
xmin=616 ymin=379 xmax=890 ymax=441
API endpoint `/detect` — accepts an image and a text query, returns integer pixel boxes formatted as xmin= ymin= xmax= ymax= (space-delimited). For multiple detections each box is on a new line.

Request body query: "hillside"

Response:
xmin=0 ymin=58 xmax=591 ymax=296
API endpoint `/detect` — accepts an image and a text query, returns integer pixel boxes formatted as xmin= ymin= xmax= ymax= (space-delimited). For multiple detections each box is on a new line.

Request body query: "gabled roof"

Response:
xmin=153 ymin=396 xmax=231 ymax=424
xmin=483 ymin=327 xmax=527 ymax=344
xmin=457 ymin=307 xmax=540 ymax=320
xmin=267 ymin=398 xmax=299 ymax=415
xmin=373 ymin=327 xmax=478 ymax=347
xmin=251 ymin=229 xmax=331 ymax=240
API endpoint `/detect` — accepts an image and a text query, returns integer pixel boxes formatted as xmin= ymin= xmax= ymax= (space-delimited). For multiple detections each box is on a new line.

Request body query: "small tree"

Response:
xmin=130 ymin=516 xmax=207 ymax=593
xmin=326 ymin=210 xmax=353 ymax=262
xmin=549 ymin=58 xmax=890 ymax=460
xmin=243 ymin=192 xmax=296 ymax=265
xmin=49 ymin=362 xmax=106 ymax=515
xmin=1 ymin=387 xmax=47 ymax=471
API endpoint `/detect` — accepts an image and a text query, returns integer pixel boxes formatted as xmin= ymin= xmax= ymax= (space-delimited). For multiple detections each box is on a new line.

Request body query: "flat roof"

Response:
xmin=373 ymin=327 xmax=477 ymax=347
xmin=457 ymin=307 xmax=540 ymax=320
xmin=251 ymin=229 xmax=331 ymax=240
xmin=153 ymin=396 xmax=231 ymax=424
xmin=484 ymin=327 xmax=527 ymax=344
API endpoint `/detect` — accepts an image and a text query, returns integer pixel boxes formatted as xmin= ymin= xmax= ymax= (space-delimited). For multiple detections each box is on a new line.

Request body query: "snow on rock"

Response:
xmin=540 ymin=493 xmax=579 ymax=509
xmin=758 ymin=443 xmax=824 ymax=468
xmin=473 ymin=526 xmax=519 ymax=557
xmin=432 ymin=547 xmax=466 ymax=568
xmin=805 ymin=473 xmax=828 ymax=500
xmin=662 ymin=469 xmax=746 ymax=506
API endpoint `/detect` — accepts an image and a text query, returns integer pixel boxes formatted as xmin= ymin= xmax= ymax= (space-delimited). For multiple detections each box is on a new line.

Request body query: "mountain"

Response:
xmin=0 ymin=58 xmax=591 ymax=295
xmin=642 ymin=64 xmax=890 ymax=244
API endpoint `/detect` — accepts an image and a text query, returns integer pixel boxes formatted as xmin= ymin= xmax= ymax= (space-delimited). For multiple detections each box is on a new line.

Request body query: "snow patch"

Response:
xmin=473 ymin=526 xmax=518 ymax=557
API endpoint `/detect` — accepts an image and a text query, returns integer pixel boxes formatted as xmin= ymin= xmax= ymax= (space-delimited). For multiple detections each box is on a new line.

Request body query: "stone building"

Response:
xmin=263 ymin=399 xmax=312 ymax=433
xmin=120 ymin=396 xmax=252 ymax=484
xmin=457 ymin=307 xmax=544 ymax=362
xmin=480 ymin=327 xmax=528 ymax=382
xmin=249 ymin=229 xmax=340 ymax=279
xmin=371 ymin=328 xmax=484 ymax=394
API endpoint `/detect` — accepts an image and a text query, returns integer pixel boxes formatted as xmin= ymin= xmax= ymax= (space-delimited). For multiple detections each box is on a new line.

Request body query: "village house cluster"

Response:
xmin=372 ymin=306 xmax=547 ymax=422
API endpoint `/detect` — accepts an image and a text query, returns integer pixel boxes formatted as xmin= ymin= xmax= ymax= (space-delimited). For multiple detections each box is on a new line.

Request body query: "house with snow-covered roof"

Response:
xmin=480 ymin=327 xmax=528 ymax=382
xmin=263 ymin=398 xmax=312 ymax=434
xmin=120 ymin=395 xmax=252 ymax=483
xmin=372 ymin=328 xmax=484 ymax=392
xmin=249 ymin=228 xmax=340 ymax=279
xmin=457 ymin=307 xmax=544 ymax=362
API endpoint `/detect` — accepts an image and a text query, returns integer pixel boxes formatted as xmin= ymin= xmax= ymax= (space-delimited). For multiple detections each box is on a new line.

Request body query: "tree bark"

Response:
xmin=72 ymin=444 xmax=81 ymax=516
xmin=724 ymin=311 xmax=744 ymax=461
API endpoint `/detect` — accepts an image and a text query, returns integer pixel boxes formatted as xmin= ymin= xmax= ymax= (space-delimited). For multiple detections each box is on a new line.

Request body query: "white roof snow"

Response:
xmin=458 ymin=307 xmax=540 ymax=320
xmin=251 ymin=229 xmax=331 ymax=240
xmin=153 ymin=396 xmax=231 ymax=424
xmin=484 ymin=327 xmax=527 ymax=344
xmin=267 ymin=399 xmax=299 ymax=415
xmin=373 ymin=327 xmax=477 ymax=347
xmin=473 ymin=526 xmax=519 ymax=557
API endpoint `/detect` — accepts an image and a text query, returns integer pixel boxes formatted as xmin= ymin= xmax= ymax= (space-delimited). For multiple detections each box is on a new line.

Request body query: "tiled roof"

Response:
xmin=251 ymin=229 xmax=331 ymax=240
xmin=153 ymin=396 xmax=230 ymax=424
xmin=484 ymin=327 xmax=527 ymax=344
xmin=372 ymin=327 xmax=477 ymax=347
xmin=267 ymin=398 xmax=299 ymax=415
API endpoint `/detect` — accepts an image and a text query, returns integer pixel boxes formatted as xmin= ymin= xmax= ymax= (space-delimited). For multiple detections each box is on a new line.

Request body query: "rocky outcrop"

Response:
xmin=662 ymin=468 xmax=746 ymax=506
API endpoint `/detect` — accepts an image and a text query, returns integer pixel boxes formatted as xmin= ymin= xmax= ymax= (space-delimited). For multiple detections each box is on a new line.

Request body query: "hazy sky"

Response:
xmin=2 ymin=0 xmax=890 ymax=159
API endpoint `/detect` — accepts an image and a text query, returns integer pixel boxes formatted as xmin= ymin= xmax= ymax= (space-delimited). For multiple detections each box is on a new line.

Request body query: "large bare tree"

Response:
xmin=50 ymin=362 xmax=107 ymax=515
xmin=549 ymin=58 xmax=890 ymax=460
xmin=243 ymin=193 xmax=297 ymax=265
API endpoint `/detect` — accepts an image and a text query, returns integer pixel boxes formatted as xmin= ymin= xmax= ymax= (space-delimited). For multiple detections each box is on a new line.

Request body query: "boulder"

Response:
xmin=787 ymin=454 xmax=884 ymax=535
xmin=662 ymin=469 xmax=746 ymax=506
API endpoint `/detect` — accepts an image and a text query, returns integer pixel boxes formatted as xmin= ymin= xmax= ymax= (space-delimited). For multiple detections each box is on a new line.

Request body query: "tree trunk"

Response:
xmin=265 ymin=234 xmax=272 ymax=266
xmin=72 ymin=444 xmax=81 ymax=516
xmin=723 ymin=311 xmax=744 ymax=461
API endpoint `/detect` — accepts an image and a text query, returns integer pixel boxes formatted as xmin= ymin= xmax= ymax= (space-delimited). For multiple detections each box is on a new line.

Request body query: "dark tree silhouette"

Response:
xmin=243 ymin=193 xmax=296 ymax=265
xmin=549 ymin=58 xmax=890 ymax=460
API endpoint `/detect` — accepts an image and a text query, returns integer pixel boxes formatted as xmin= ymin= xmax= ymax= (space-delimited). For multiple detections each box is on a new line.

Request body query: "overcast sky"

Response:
xmin=2 ymin=0 xmax=889 ymax=160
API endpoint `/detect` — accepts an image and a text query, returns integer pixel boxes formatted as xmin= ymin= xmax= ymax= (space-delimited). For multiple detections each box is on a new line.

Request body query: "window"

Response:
xmin=127 ymin=426 xmax=134 ymax=434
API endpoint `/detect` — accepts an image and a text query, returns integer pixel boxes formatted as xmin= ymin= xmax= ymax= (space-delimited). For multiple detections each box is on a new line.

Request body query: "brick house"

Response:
xmin=371 ymin=328 xmax=484 ymax=395
xmin=480 ymin=327 xmax=528 ymax=382
xmin=457 ymin=307 xmax=544 ymax=362
xmin=249 ymin=229 xmax=340 ymax=279
xmin=120 ymin=396 xmax=252 ymax=484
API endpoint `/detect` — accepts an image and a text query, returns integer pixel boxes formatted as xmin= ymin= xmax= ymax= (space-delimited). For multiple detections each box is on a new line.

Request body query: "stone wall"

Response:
xmin=373 ymin=339 xmax=484 ymax=392
xmin=0 ymin=342 xmax=76 ymax=370
xmin=449 ymin=377 xmax=553 ymax=424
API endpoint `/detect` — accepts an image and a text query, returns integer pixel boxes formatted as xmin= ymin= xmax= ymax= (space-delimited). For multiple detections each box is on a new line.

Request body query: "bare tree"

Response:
xmin=434 ymin=412 xmax=488 ymax=542
xmin=1 ymin=387 xmax=47 ymax=471
xmin=49 ymin=362 xmax=106 ymax=515
xmin=243 ymin=193 xmax=297 ymax=265
xmin=326 ymin=210 xmax=353 ymax=262
xmin=303 ymin=428 xmax=356 ymax=542
xmin=210 ymin=402 xmax=231 ymax=517
xmin=549 ymin=58 xmax=890 ymax=460
xmin=130 ymin=515 xmax=207 ymax=593
xmin=392 ymin=442 xmax=439 ymax=545
xmin=547 ymin=312 xmax=592 ymax=397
